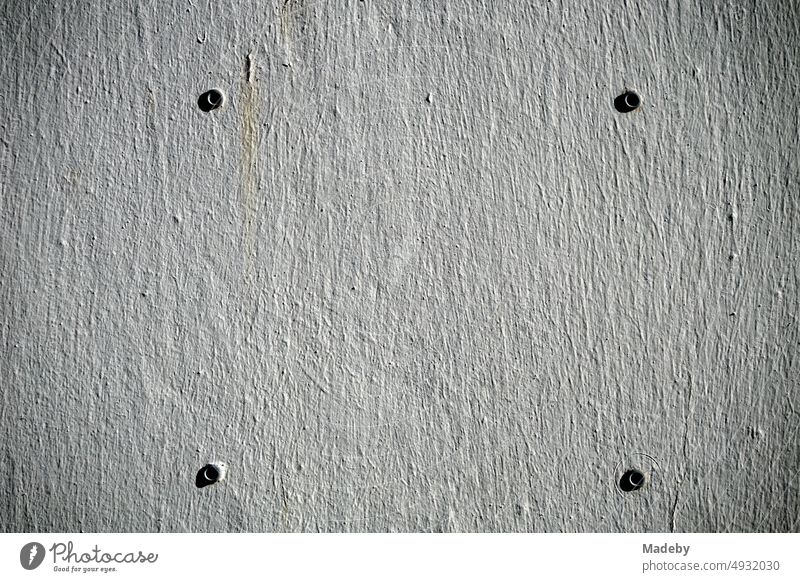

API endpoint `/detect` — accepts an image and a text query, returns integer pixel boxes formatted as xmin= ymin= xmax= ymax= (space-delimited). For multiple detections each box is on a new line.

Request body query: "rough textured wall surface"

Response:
xmin=1 ymin=0 xmax=798 ymax=533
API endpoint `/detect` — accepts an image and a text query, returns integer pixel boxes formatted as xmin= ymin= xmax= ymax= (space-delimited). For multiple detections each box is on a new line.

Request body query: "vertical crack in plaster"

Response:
xmin=241 ymin=52 xmax=259 ymax=278
xmin=673 ymin=373 xmax=695 ymax=532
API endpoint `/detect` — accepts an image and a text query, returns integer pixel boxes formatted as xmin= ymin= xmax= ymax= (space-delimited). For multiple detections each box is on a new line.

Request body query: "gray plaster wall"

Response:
xmin=1 ymin=0 xmax=798 ymax=532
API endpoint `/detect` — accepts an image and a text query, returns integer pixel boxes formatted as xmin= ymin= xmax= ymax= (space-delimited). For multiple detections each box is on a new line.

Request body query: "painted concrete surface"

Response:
xmin=0 ymin=0 xmax=798 ymax=532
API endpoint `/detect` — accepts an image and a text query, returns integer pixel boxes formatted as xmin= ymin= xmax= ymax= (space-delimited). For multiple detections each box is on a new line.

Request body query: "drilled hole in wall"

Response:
xmin=619 ymin=469 xmax=646 ymax=492
xmin=196 ymin=462 xmax=227 ymax=488
xmin=614 ymin=90 xmax=641 ymax=113
xmin=203 ymin=466 xmax=219 ymax=481
xmin=198 ymin=89 xmax=225 ymax=112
